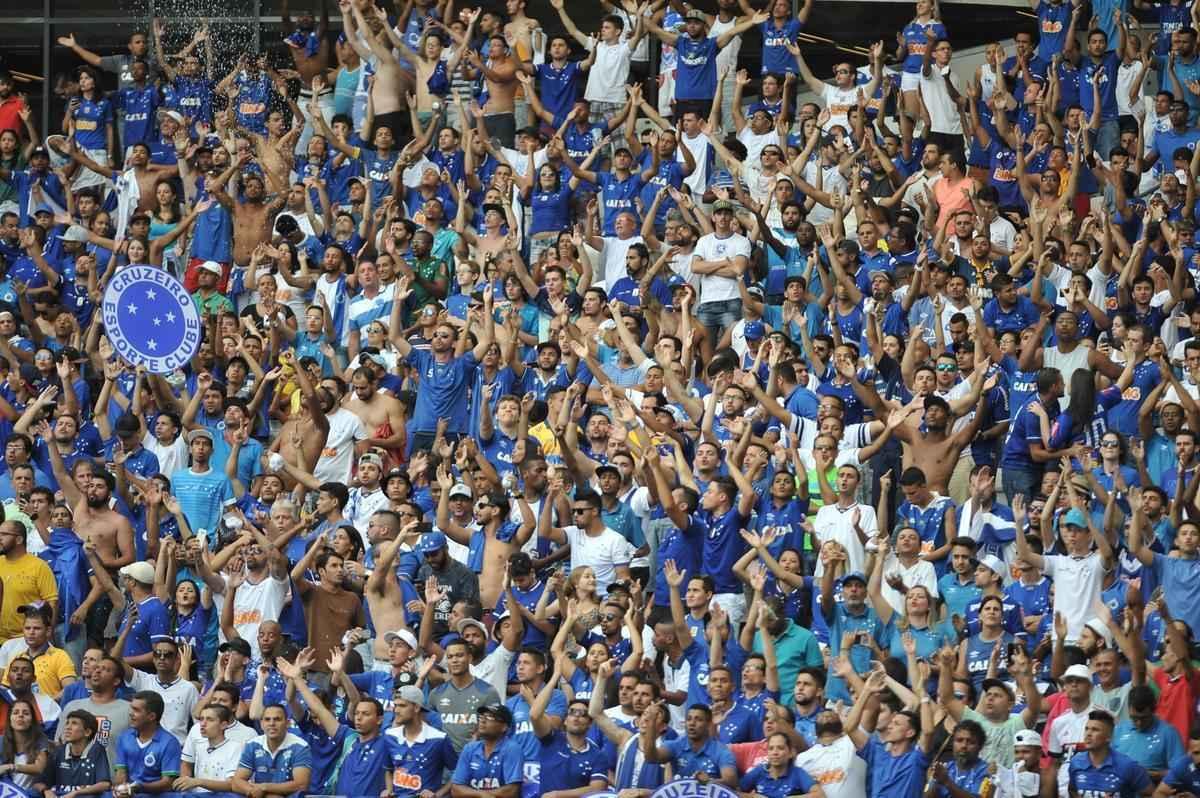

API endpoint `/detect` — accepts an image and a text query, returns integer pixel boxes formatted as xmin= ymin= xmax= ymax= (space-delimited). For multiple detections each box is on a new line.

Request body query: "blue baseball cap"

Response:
xmin=667 ymin=274 xmax=687 ymax=289
xmin=418 ymin=531 xmax=448 ymax=553
xmin=841 ymin=571 xmax=868 ymax=585
xmin=1062 ymin=508 xmax=1088 ymax=528
xmin=744 ymin=320 xmax=765 ymax=340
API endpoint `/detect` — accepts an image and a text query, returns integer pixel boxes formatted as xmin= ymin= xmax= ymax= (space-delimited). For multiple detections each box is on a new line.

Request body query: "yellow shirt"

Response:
xmin=0 ymin=554 xmax=58 ymax=640
xmin=2 ymin=644 xmax=76 ymax=699
xmin=529 ymin=422 xmax=560 ymax=459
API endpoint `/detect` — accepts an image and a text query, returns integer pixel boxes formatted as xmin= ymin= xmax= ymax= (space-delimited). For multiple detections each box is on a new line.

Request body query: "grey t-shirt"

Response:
xmin=428 ymin=676 xmax=500 ymax=753
xmin=98 ymin=54 xmax=158 ymax=92
xmin=57 ymin=697 xmax=132 ymax=771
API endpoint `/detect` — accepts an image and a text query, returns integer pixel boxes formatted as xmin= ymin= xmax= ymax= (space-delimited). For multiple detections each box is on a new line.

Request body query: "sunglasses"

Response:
xmin=571 ymin=507 xmax=591 ymax=514
xmin=601 ymin=613 xmax=620 ymax=621
xmin=567 ymin=708 xmax=589 ymax=717
xmin=936 ymin=364 xmax=957 ymax=372
xmin=152 ymin=650 xmax=176 ymax=659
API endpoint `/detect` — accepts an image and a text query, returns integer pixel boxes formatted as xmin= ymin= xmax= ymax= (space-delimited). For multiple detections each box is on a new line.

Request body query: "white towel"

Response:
xmin=113 ymin=167 xmax=141 ymax=242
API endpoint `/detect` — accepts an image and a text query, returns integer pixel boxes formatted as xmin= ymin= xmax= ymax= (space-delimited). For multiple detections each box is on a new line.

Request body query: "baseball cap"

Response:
xmin=1062 ymin=664 xmax=1092 ymax=682
xmin=393 ymin=685 xmax=430 ymax=711
xmin=667 ymin=274 xmax=687 ymax=289
xmin=57 ymin=225 xmax=89 ymax=243
xmin=187 ymin=428 xmax=214 ymax=444
xmin=16 ymin=600 xmax=51 ymax=619
xmin=119 ymin=561 xmax=156 ymax=585
xmin=595 ymin=463 xmax=619 ymax=478
xmin=28 ymin=146 xmax=49 ymax=160
xmin=712 ymin=199 xmax=734 ymax=212
xmin=744 ymin=320 xmax=765 ymax=340
xmin=448 ymin=483 xmax=473 ymax=500
xmin=1013 ymin=729 xmax=1043 ymax=749
xmin=478 ymin=703 xmax=514 ymax=725
xmin=198 ymin=260 xmax=223 ymax=276
xmin=746 ymin=286 xmax=765 ymax=300
xmin=978 ymin=554 xmax=1006 ymax=577
xmin=685 ymin=8 xmax=707 ymax=22
xmin=384 ymin=629 xmax=418 ymax=650
xmin=1084 ymin=618 xmax=1114 ymax=648
xmin=869 ymin=269 xmax=895 ymax=284
xmin=456 ymin=618 xmax=487 ymax=637
xmin=418 ymin=531 xmax=447 ymax=553
xmin=1063 ymin=508 xmax=1089 ymax=528
xmin=219 ymin=639 xmax=252 ymax=657
xmin=842 ymin=571 xmax=867 ymax=585
xmin=981 ymin=678 xmax=1015 ymax=700
xmin=358 ymin=452 xmax=383 ymax=470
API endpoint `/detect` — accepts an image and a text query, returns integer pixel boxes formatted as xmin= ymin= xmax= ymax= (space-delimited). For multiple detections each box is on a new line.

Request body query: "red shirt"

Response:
xmin=0 ymin=96 xmax=22 ymax=138
xmin=731 ymin=739 xmax=768 ymax=774
xmin=1153 ymin=667 xmax=1198 ymax=744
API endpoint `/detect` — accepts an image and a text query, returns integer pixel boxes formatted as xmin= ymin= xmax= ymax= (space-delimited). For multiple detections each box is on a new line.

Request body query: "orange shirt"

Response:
xmin=934 ymin=175 xmax=974 ymax=231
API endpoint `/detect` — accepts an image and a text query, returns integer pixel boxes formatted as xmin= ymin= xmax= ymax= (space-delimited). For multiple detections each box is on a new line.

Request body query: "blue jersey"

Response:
xmin=114 ymin=728 xmax=181 ymax=783
xmin=71 ymin=97 xmax=114 ymax=151
xmin=761 ymin=18 xmax=804 ymax=74
xmin=535 ymin=61 xmax=582 ymax=125
xmin=1037 ymin=0 xmax=1072 ymax=60
xmin=1081 ymin=52 xmax=1121 ymax=122
xmin=406 ymin=350 xmax=478 ymax=435
xmin=537 ymin=732 xmax=608 ymax=793
xmin=1107 ymin=359 xmax=1161 ymax=435
xmin=1067 ymin=748 xmax=1152 ymax=798
xmin=595 ymin=171 xmax=646 ymax=235
xmin=963 ymin=631 xmax=1014 ymax=691
xmin=740 ymin=763 xmax=817 ymax=798
xmin=385 ymin=725 xmax=457 ymax=798
xmin=699 ymin=506 xmax=750 ymax=594
xmin=359 ymin=147 xmax=400 ymax=205
xmin=238 ymin=733 xmax=313 ymax=790
xmin=170 ymin=76 xmax=214 ymax=125
xmin=674 ymin=35 xmax=720 ymax=101
xmin=529 ymin=185 xmax=573 ymax=236
xmin=234 ymin=72 xmax=271 ymax=133
xmin=116 ymin=84 xmax=158 ymax=145
xmin=901 ymin=20 xmax=947 ymax=72
xmin=452 ymin=739 xmax=523 ymax=791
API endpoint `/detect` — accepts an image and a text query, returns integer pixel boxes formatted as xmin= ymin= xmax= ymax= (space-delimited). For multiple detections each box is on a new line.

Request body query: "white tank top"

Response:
xmin=1044 ymin=343 xmax=1092 ymax=406
xmin=979 ymin=64 xmax=997 ymax=106
xmin=710 ymin=15 xmax=743 ymax=73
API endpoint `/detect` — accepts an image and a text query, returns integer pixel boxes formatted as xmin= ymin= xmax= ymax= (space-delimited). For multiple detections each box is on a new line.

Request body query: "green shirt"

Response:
xmin=963 ymin=706 xmax=1026 ymax=767
xmin=193 ymin=290 xmax=234 ymax=317
xmin=412 ymin=256 xmax=448 ymax=309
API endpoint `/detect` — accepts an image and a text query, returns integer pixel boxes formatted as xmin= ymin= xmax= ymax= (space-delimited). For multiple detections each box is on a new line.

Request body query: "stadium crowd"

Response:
xmin=0 ymin=0 xmax=1196 ymax=795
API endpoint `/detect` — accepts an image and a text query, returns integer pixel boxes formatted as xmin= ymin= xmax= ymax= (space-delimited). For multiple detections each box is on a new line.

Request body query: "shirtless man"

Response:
xmin=47 ymin=423 xmax=135 ymax=574
xmin=63 ymin=139 xmax=174 ymax=216
xmin=238 ymin=95 xmax=304 ymax=194
xmin=466 ymin=36 xmax=527 ymax=148
xmin=209 ymin=153 xmax=286 ymax=272
xmin=849 ymin=364 xmax=994 ymax=493
xmin=343 ymin=366 xmax=406 ymax=468
xmin=268 ymin=351 xmax=330 ymax=485
xmin=435 ymin=463 xmax=534 ymax=608
xmin=344 ymin=0 xmax=407 ymax=138
xmin=364 ymin=512 xmax=419 ymax=661
xmin=281 ymin=1 xmax=331 ymax=86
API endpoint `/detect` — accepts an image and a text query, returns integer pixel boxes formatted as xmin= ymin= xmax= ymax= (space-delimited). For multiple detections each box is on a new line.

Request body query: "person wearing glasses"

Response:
xmin=110 ymin=636 xmax=198 ymax=745
xmin=537 ymin=489 xmax=633 ymax=596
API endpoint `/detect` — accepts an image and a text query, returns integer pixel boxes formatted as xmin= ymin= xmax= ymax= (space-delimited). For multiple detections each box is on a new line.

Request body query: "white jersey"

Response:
xmin=795 ymin=735 xmax=867 ymax=798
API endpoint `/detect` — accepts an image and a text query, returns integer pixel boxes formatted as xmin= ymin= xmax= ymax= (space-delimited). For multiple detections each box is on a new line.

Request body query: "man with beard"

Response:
xmin=429 ymin=636 xmax=503 ymax=753
xmin=385 ymin=685 xmax=457 ymax=796
xmin=787 ymin=709 xmax=860 ymax=798
xmin=340 ymin=368 xmax=404 ymax=469
xmin=416 ymin=533 xmax=480 ymax=639
xmin=393 ymin=287 xmax=494 ymax=453
xmin=929 ymin=720 xmax=990 ymax=798
xmin=221 ymin=533 xmax=289 ymax=661
xmin=289 ymin=547 xmax=365 ymax=679
xmin=0 ymin=519 xmax=56 ymax=642
xmin=65 ymin=463 xmax=135 ymax=574
xmin=207 ymin=157 xmax=286 ymax=284
xmin=533 ymin=693 xmax=608 ymax=798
